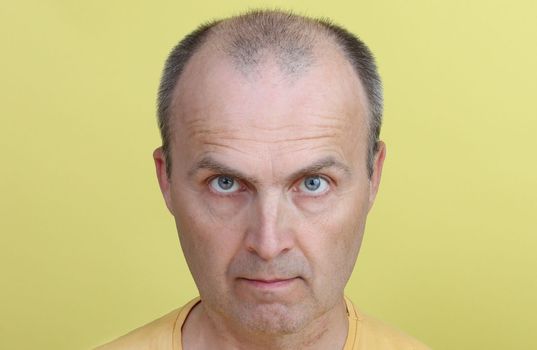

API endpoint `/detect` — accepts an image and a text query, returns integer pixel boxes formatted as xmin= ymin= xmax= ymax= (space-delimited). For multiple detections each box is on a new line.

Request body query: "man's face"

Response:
xmin=154 ymin=46 xmax=385 ymax=334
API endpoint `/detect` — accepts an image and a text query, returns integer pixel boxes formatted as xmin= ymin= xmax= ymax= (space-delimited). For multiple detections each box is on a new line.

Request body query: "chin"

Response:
xmin=232 ymin=301 xmax=315 ymax=335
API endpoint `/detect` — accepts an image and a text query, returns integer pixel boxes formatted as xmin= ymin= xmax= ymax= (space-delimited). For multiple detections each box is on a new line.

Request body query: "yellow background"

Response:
xmin=1 ymin=1 xmax=536 ymax=349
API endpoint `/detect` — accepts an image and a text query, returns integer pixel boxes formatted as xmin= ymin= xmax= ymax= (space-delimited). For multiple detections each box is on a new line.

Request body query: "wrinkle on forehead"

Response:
xmin=179 ymin=115 xmax=349 ymax=145
xmin=178 ymin=121 xmax=364 ymax=173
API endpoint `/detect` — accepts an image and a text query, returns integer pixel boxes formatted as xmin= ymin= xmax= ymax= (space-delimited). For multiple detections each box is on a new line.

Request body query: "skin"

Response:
xmin=153 ymin=41 xmax=386 ymax=350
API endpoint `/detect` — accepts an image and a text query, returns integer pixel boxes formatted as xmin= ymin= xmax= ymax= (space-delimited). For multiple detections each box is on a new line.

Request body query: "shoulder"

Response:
xmin=94 ymin=306 xmax=184 ymax=350
xmin=94 ymin=307 xmax=182 ymax=350
xmin=355 ymin=310 xmax=431 ymax=350
xmin=344 ymin=297 xmax=430 ymax=350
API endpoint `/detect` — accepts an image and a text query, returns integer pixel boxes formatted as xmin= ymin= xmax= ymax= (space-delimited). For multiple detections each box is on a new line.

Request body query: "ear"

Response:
xmin=153 ymin=147 xmax=175 ymax=216
xmin=367 ymin=141 xmax=386 ymax=212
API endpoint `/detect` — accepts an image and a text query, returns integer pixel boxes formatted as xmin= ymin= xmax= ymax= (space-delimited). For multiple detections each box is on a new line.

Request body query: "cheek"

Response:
xmin=302 ymin=191 xmax=369 ymax=287
xmin=171 ymin=188 xmax=248 ymax=289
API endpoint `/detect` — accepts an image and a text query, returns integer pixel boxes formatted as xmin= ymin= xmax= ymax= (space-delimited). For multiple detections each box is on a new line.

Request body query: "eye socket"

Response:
xmin=209 ymin=175 xmax=241 ymax=194
xmin=298 ymin=175 xmax=330 ymax=195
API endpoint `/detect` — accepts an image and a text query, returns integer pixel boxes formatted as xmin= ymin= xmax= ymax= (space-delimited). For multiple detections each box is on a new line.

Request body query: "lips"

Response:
xmin=238 ymin=277 xmax=299 ymax=289
xmin=244 ymin=278 xmax=293 ymax=282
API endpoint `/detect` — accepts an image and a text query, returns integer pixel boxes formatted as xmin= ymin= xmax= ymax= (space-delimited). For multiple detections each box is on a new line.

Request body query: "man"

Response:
xmin=97 ymin=10 xmax=429 ymax=350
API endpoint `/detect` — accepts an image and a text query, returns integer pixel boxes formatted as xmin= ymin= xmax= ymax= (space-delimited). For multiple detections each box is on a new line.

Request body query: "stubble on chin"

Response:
xmin=202 ymin=293 xmax=319 ymax=340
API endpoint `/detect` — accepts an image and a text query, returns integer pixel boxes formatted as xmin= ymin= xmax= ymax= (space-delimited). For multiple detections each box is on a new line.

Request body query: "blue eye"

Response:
xmin=299 ymin=176 xmax=329 ymax=195
xmin=209 ymin=175 xmax=240 ymax=193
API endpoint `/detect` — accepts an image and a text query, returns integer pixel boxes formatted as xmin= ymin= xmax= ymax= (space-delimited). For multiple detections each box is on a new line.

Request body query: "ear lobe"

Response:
xmin=153 ymin=147 xmax=175 ymax=216
xmin=368 ymin=141 xmax=386 ymax=212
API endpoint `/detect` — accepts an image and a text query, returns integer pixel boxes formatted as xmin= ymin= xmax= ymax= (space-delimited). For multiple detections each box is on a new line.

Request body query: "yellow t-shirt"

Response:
xmin=96 ymin=297 xmax=430 ymax=350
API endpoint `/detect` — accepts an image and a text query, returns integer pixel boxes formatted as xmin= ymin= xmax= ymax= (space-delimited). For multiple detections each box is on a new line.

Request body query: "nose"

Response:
xmin=244 ymin=190 xmax=294 ymax=261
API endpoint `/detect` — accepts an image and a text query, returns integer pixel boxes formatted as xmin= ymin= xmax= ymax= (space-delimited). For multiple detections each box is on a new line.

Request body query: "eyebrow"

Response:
xmin=286 ymin=156 xmax=351 ymax=181
xmin=188 ymin=155 xmax=351 ymax=184
xmin=188 ymin=156 xmax=259 ymax=184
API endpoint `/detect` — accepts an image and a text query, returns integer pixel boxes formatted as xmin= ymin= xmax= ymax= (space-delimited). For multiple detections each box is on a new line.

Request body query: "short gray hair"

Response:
xmin=157 ymin=10 xmax=383 ymax=178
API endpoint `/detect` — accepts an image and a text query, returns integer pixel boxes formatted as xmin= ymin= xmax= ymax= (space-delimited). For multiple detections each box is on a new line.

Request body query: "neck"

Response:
xmin=182 ymin=297 xmax=349 ymax=350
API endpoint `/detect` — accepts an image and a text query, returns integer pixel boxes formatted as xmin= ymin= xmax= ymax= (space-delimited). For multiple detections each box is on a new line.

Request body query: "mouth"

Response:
xmin=238 ymin=277 xmax=300 ymax=289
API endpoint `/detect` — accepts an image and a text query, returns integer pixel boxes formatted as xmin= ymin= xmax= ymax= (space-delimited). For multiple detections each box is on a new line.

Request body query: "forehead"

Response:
xmin=169 ymin=43 xmax=370 ymax=172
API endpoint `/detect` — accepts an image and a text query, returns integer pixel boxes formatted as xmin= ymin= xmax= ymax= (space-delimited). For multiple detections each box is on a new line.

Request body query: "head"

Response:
xmin=153 ymin=10 xmax=386 ymax=336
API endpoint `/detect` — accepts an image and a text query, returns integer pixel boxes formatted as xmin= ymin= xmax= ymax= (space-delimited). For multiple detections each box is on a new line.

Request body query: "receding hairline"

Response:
xmin=166 ymin=15 xmax=371 ymax=128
